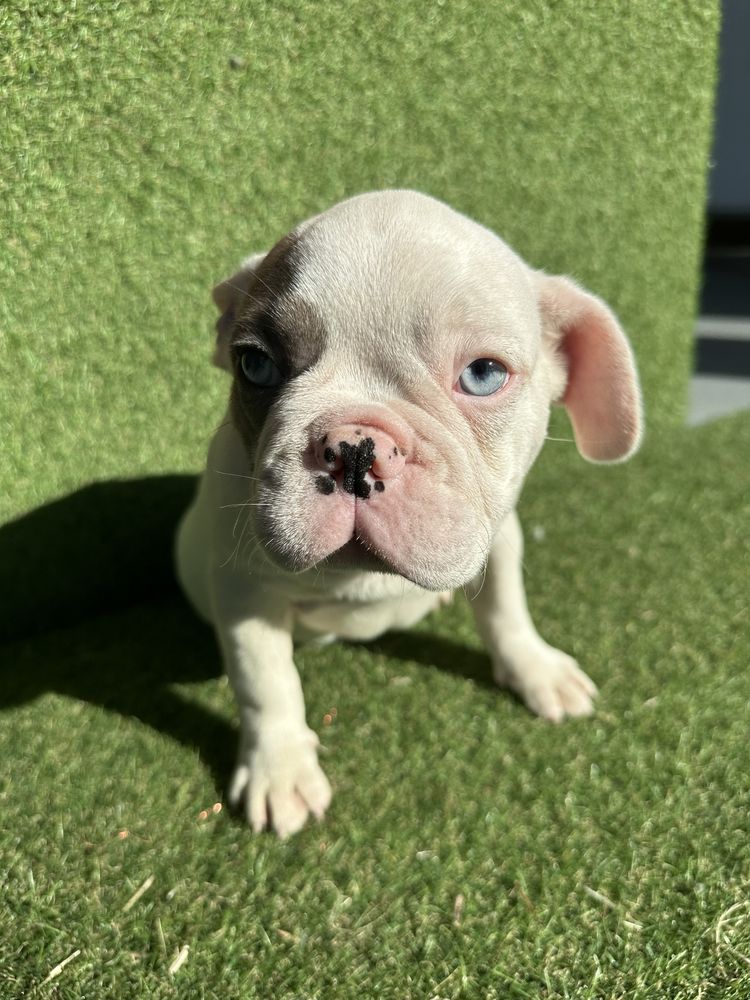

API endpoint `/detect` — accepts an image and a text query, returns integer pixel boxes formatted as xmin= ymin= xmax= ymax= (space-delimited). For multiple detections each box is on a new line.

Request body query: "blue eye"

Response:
xmin=239 ymin=348 xmax=282 ymax=388
xmin=458 ymin=359 xmax=508 ymax=396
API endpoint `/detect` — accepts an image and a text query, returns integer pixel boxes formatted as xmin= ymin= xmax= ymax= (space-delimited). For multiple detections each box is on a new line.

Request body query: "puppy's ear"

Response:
xmin=211 ymin=252 xmax=267 ymax=371
xmin=536 ymin=273 xmax=642 ymax=463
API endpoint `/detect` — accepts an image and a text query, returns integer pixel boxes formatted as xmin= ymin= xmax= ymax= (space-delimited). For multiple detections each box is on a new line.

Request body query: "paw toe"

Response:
xmin=501 ymin=643 xmax=598 ymax=723
xmin=231 ymin=738 xmax=332 ymax=837
xmin=269 ymin=788 xmax=309 ymax=839
xmin=298 ymin=764 xmax=332 ymax=820
xmin=559 ymin=684 xmax=596 ymax=718
xmin=228 ymin=764 xmax=250 ymax=807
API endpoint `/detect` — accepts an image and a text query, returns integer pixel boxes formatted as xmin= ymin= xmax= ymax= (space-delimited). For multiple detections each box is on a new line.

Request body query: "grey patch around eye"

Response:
xmin=229 ymin=382 xmax=271 ymax=450
xmin=233 ymin=312 xmax=283 ymax=357
xmin=233 ymin=300 xmax=326 ymax=377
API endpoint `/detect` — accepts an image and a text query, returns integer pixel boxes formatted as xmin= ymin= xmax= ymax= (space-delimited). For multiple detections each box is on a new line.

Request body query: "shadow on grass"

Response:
xmin=0 ymin=476 xmax=495 ymax=797
xmin=366 ymin=631 xmax=495 ymax=690
xmin=0 ymin=475 xmax=239 ymax=789
xmin=0 ymin=474 xmax=197 ymax=644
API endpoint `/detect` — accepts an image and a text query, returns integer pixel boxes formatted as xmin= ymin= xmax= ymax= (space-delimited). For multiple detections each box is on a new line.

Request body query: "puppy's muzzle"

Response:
xmin=312 ymin=423 xmax=406 ymax=499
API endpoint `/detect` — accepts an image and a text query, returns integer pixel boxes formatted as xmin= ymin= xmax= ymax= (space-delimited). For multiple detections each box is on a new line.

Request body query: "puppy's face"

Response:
xmin=213 ymin=191 xmax=641 ymax=590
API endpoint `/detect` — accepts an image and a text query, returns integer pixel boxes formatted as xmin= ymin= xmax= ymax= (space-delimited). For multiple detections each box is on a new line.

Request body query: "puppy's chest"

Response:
xmin=291 ymin=587 xmax=443 ymax=644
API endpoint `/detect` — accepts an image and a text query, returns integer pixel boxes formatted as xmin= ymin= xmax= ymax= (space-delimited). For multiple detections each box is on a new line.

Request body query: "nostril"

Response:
xmin=313 ymin=437 xmax=342 ymax=473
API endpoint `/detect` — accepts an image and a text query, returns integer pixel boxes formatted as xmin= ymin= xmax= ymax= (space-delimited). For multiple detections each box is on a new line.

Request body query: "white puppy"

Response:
xmin=175 ymin=190 xmax=641 ymax=837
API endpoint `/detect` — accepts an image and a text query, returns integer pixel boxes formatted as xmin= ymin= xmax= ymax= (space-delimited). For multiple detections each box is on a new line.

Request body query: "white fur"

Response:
xmin=175 ymin=190 xmax=641 ymax=837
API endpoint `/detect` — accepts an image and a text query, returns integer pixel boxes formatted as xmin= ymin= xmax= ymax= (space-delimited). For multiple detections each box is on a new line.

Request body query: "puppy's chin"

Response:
xmin=259 ymin=531 xmax=484 ymax=592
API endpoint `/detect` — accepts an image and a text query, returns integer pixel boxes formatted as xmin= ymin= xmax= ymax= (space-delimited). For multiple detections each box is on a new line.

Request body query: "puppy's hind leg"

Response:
xmin=468 ymin=510 xmax=597 ymax=723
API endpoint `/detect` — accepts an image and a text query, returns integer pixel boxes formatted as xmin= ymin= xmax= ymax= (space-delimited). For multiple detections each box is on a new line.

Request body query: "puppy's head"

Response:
xmin=212 ymin=191 xmax=641 ymax=590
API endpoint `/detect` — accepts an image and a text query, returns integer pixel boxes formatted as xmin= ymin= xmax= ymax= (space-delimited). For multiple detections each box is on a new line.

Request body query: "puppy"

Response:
xmin=175 ymin=190 xmax=641 ymax=837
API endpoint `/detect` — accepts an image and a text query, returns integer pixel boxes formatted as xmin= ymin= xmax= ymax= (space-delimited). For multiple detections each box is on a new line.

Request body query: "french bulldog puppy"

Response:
xmin=175 ymin=190 xmax=641 ymax=837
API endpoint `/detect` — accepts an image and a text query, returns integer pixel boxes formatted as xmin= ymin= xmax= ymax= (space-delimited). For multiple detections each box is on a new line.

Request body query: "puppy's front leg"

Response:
xmin=470 ymin=510 xmax=597 ymax=722
xmin=212 ymin=577 xmax=331 ymax=837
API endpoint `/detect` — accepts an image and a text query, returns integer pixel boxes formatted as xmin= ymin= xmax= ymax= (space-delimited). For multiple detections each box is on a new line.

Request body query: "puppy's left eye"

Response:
xmin=458 ymin=359 xmax=508 ymax=396
xmin=239 ymin=347 xmax=282 ymax=388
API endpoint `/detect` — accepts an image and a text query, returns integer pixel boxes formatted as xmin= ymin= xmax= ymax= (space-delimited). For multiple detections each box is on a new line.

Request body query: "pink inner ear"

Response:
xmin=541 ymin=276 xmax=642 ymax=463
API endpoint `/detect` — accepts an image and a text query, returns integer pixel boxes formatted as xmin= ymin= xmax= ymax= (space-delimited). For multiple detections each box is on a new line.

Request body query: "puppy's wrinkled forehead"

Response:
xmin=245 ymin=191 xmax=536 ymax=368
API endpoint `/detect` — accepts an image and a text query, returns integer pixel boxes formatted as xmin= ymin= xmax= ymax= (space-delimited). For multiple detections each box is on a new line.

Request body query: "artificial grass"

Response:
xmin=1 ymin=1 xmax=732 ymax=996
xmin=2 ymin=412 xmax=749 ymax=998
xmin=0 ymin=0 xmax=719 ymax=523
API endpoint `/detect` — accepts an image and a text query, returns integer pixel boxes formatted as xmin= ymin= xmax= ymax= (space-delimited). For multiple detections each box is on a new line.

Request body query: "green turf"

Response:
xmin=2 ymin=413 xmax=749 ymax=998
xmin=0 ymin=0 xmax=718 ymax=522
xmin=3 ymin=1 xmax=739 ymax=996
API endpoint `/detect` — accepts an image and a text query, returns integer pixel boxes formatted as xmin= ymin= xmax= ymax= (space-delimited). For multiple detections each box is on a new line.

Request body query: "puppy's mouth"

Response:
xmin=257 ymin=481 xmax=386 ymax=567
xmin=318 ymin=534 xmax=399 ymax=576
xmin=258 ymin=487 xmax=420 ymax=582
xmin=254 ymin=428 xmax=488 ymax=591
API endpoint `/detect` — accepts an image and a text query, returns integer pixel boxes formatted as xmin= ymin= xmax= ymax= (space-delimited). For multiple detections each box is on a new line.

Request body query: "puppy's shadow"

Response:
xmin=0 ymin=476 xmax=494 ymax=793
xmin=0 ymin=476 xmax=236 ymax=787
xmin=0 ymin=475 xmax=196 ymax=645
xmin=366 ymin=631 xmax=495 ymax=691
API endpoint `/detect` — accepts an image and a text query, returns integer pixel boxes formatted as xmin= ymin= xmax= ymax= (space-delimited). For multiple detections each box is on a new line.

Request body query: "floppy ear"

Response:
xmin=211 ymin=252 xmax=267 ymax=371
xmin=536 ymin=273 xmax=643 ymax=463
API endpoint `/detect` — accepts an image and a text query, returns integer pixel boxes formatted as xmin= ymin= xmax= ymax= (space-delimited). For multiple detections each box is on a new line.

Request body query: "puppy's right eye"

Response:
xmin=239 ymin=347 xmax=282 ymax=388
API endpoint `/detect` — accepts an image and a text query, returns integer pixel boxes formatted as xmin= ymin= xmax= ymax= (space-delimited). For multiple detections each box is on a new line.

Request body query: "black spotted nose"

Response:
xmin=338 ymin=436 xmax=376 ymax=498
xmin=312 ymin=422 xmax=407 ymax=498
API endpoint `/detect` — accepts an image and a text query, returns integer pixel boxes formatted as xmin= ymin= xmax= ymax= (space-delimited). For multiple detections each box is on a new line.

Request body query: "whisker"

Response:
xmin=219 ymin=536 xmax=243 ymax=569
xmin=221 ymin=278 xmax=270 ymax=305
xmin=242 ymin=536 xmax=264 ymax=574
xmin=219 ymin=501 xmax=272 ymax=510
xmin=472 ymin=519 xmax=494 ymax=599
xmin=213 ymin=468 xmax=263 ymax=482
xmin=470 ymin=554 xmax=489 ymax=601
xmin=232 ymin=503 xmax=255 ymax=570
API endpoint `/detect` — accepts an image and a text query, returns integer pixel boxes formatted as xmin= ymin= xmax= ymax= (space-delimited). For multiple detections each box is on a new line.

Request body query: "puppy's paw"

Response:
xmin=494 ymin=639 xmax=597 ymax=723
xmin=228 ymin=727 xmax=332 ymax=838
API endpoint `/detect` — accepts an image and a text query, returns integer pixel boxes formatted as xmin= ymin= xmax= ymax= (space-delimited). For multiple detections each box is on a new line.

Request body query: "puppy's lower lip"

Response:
xmin=321 ymin=536 xmax=394 ymax=574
